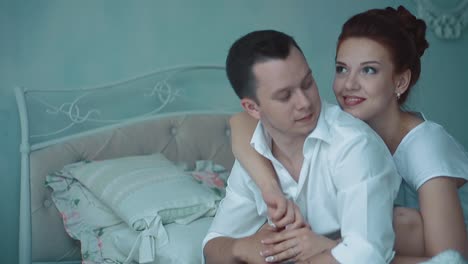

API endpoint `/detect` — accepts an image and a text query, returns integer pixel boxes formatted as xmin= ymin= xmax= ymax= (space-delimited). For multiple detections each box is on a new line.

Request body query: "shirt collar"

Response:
xmin=250 ymin=121 xmax=273 ymax=159
xmin=304 ymin=101 xmax=332 ymax=146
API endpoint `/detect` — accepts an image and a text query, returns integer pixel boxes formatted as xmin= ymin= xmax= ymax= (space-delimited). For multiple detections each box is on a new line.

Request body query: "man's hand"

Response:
xmin=232 ymin=223 xmax=282 ymax=264
xmin=260 ymin=226 xmax=338 ymax=263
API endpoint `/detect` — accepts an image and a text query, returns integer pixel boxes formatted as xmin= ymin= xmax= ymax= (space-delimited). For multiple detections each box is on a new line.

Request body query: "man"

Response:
xmin=203 ymin=30 xmax=401 ymax=263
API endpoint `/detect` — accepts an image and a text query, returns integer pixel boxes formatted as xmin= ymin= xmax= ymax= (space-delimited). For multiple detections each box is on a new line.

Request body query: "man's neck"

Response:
xmin=270 ymin=134 xmax=306 ymax=182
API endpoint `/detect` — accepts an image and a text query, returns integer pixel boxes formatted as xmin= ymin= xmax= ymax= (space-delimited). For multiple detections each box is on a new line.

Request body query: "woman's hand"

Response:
xmin=263 ymin=189 xmax=306 ymax=230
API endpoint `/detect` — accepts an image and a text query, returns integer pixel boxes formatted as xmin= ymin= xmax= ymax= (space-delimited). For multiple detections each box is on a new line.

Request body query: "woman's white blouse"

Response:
xmin=393 ymin=119 xmax=468 ymax=224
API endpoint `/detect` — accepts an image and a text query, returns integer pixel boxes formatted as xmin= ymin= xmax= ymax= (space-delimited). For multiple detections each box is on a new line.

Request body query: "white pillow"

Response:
xmin=66 ymin=153 xmax=221 ymax=263
xmin=112 ymin=217 xmax=213 ymax=264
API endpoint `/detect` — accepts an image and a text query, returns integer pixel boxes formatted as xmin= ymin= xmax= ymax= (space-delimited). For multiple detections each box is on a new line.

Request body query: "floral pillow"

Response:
xmin=46 ymin=162 xmax=124 ymax=263
xmin=189 ymin=160 xmax=229 ymax=197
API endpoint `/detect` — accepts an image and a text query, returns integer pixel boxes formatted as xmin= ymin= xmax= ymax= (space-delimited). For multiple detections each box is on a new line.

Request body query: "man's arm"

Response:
xmin=204 ymin=237 xmax=243 ymax=264
xmin=297 ymin=249 xmax=339 ymax=264
xmin=202 ymin=161 xmax=272 ymax=263
xmin=204 ymin=224 xmax=279 ymax=264
xmin=259 ymin=225 xmax=339 ymax=263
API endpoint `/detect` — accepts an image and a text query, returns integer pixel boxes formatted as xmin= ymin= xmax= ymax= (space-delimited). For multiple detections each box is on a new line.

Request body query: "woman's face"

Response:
xmin=333 ymin=37 xmax=400 ymax=123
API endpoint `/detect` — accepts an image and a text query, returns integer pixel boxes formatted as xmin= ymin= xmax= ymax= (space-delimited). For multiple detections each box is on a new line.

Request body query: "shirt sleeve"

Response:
xmin=330 ymin=134 xmax=401 ymax=264
xmin=202 ymin=161 xmax=267 ymax=252
xmin=394 ymin=122 xmax=468 ymax=191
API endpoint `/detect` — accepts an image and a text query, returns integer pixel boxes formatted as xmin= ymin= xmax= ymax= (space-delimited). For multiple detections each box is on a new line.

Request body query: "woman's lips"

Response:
xmin=344 ymin=96 xmax=365 ymax=106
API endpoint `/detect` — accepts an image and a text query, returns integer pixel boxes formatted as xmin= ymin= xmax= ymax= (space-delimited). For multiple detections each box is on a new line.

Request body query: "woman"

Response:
xmin=229 ymin=6 xmax=468 ymax=263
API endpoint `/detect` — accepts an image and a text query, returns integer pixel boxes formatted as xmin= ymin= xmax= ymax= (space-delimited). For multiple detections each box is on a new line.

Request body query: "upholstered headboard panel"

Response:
xmin=29 ymin=113 xmax=234 ymax=262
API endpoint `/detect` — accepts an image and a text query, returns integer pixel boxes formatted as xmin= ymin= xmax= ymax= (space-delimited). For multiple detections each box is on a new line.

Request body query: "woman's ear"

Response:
xmin=240 ymin=98 xmax=261 ymax=120
xmin=395 ymin=69 xmax=412 ymax=95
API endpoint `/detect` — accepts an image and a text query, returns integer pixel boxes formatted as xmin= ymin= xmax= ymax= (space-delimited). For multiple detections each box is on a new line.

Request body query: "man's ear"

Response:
xmin=395 ymin=69 xmax=411 ymax=95
xmin=240 ymin=98 xmax=261 ymax=120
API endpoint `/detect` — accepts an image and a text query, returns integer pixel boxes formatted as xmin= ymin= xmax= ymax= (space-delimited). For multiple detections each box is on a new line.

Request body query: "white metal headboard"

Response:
xmin=15 ymin=65 xmax=240 ymax=264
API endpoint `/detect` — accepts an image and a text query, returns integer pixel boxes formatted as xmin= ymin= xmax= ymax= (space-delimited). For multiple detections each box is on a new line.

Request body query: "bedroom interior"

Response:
xmin=1 ymin=0 xmax=467 ymax=263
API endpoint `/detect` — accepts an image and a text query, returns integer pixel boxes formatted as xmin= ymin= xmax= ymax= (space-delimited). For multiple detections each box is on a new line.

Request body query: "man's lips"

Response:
xmin=296 ymin=114 xmax=313 ymax=122
xmin=343 ymin=96 xmax=365 ymax=106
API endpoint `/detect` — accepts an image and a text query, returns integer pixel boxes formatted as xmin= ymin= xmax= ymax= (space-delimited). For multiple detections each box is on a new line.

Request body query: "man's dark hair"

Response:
xmin=226 ymin=30 xmax=302 ymax=103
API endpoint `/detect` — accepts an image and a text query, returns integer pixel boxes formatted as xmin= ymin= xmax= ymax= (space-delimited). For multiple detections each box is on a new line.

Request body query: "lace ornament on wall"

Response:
xmin=416 ymin=0 xmax=468 ymax=39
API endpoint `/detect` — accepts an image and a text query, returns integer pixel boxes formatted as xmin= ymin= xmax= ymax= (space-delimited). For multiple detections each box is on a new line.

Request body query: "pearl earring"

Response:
xmin=396 ymin=92 xmax=401 ymax=100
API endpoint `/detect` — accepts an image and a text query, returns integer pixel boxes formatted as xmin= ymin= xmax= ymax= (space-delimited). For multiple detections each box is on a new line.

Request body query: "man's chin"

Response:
xmin=296 ymin=117 xmax=317 ymax=131
xmin=292 ymin=125 xmax=315 ymax=137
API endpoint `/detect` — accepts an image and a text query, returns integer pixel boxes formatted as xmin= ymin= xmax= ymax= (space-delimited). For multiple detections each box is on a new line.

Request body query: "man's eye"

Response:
xmin=336 ymin=66 xmax=347 ymax=74
xmin=302 ymin=80 xmax=313 ymax=90
xmin=362 ymin=66 xmax=377 ymax=74
xmin=278 ymin=92 xmax=291 ymax=101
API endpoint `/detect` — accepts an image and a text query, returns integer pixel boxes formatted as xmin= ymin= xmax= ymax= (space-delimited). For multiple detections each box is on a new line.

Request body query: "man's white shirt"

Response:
xmin=203 ymin=102 xmax=401 ymax=264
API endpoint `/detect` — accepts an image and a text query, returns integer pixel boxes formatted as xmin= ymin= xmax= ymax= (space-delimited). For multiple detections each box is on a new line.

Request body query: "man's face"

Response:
xmin=251 ymin=47 xmax=321 ymax=140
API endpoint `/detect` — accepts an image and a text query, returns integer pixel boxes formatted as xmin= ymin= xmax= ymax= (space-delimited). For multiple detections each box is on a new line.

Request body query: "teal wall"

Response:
xmin=1 ymin=1 xmax=467 ymax=262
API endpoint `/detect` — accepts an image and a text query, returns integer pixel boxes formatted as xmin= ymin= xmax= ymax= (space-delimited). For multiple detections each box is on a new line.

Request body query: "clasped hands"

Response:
xmin=236 ymin=196 xmax=336 ymax=264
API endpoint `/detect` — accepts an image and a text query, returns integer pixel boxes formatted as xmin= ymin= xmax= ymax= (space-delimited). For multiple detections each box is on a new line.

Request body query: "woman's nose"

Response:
xmin=344 ymin=73 xmax=359 ymax=91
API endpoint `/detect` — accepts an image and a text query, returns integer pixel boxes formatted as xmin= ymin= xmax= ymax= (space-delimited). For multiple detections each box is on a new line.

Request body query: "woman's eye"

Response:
xmin=362 ymin=66 xmax=377 ymax=74
xmin=336 ymin=66 xmax=347 ymax=74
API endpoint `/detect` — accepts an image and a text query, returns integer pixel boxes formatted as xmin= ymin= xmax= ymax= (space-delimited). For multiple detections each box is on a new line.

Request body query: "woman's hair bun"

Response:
xmin=395 ymin=5 xmax=429 ymax=57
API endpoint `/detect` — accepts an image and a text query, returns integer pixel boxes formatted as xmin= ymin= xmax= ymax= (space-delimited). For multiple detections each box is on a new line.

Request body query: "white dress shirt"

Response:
xmin=203 ymin=102 xmax=401 ymax=263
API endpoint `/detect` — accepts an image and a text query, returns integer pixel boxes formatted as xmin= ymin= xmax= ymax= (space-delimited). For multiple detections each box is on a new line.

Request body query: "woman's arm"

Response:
xmin=230 ymin=112 xmax=278 ymax=190
xmin=418 ymin=176 xmax=468 ymax=258
xmin=391 ymin=256 xmax=429 ymax=264
xmin=230 ymin=112 xmax=294 ymax=226
xmin=393 ymin=207 xmax=425 ymax=256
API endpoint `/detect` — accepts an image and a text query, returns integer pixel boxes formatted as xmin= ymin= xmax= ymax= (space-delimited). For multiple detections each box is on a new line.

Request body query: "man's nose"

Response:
xmin=296 ymin=89 xmax=312 ymax=109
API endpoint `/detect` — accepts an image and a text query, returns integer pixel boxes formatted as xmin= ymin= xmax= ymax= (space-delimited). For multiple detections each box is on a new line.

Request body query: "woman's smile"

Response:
xmin=343 ymin=96 xmax=366 ymax=107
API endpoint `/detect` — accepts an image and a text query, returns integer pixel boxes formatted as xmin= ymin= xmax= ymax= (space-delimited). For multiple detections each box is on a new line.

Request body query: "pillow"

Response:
xmin=189 ymin=160 xmax=229 ymax=197
xmin=63 ymin=153 xmax=222 ymax=263
xmin=47 ymin=155 xmax=227 ymax=264
xmin=46 ymin=163 xmax=124 ymax=264
xmin=112 ymin=217 xmax=214 ymax=264
xmin=92 ymin=223 xmax=137 ymax=264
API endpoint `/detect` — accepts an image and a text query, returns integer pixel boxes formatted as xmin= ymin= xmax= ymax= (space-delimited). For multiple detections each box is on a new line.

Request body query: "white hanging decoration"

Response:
xmin=415 ymin=0 xmax=468 ymax=39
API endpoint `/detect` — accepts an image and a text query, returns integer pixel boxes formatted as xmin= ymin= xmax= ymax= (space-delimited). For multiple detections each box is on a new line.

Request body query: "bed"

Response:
xmin=15 ymin=65 xmax=239 ymax=264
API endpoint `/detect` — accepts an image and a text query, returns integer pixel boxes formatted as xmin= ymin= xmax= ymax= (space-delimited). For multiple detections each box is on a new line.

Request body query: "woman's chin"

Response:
xmin=344 ymin=108 xmax=366 ymax=121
